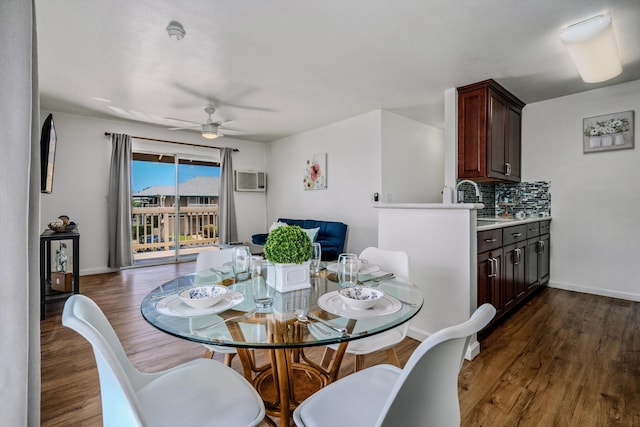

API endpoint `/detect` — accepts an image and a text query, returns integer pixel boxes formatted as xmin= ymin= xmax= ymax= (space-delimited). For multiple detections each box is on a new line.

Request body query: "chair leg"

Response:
xmin=386 ymin=347 xmax=401 ymax=368
xmin=203 ymin=349 xmax=215 ymax=359
xmin=355 ymin=355 xmax=365 ymax=372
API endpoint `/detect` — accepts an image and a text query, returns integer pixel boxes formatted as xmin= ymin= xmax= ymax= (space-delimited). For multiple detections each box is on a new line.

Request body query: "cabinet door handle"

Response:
xmin=514 ymin=248 xmax=521 ymax=265
xmin=484 ymin=238 xmax=497 ymax=243
xmin=505 ymin=162 xmax=512 ymax=176
xmin=511 ymin=232 xmax=522 ymax=238
xmin=538 ymin=240 xmax=544 ymax=254
xmin=488 ymin=258 xmax=496 ymax=278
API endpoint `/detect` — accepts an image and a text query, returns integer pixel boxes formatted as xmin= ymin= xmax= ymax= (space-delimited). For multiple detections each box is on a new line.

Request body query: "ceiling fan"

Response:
xmin=168 ymin=106 xmax=235 ymax=139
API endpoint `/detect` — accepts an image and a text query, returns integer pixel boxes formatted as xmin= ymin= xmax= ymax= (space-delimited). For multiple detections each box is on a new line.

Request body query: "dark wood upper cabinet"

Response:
xmin=458 ymin=79 xmax=525 ymax=182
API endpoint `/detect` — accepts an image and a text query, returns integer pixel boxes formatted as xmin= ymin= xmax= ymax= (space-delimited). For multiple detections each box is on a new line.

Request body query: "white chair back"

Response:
xmin=359 ymin=247 xmax=410 ymax=279
xmin=378 ymin=304 xmax=497 ymax=426
xmin=63 ymin=294 xmax=265 ymax=427
xmin=62 ymin=295 xmax=149 ymax=426
xmin=195 ymin=248 xmax=233 ymax=272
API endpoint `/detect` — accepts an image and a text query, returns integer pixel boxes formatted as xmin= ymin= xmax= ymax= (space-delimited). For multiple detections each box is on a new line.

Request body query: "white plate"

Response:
xmin=317 ymin=290 xmax=401 ymax=319
xmin=326 ymin=263 xmax=380 ymax=275
xmin=156 ymin=290 xmax=244 ymax=317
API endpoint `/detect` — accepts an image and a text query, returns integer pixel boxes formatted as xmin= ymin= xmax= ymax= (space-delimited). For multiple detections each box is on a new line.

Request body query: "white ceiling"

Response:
xmin=35 ymin=0 xmax=640 ymax=143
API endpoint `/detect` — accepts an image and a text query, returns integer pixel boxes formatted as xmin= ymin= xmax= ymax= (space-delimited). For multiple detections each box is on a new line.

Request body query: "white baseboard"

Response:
xmin=407 ymin=326 xmax=429 ymax=342
xmin=466 ymin=339 xmax=481 ymax=361
xmin=549 ymin=280 xmax=640 ymax=302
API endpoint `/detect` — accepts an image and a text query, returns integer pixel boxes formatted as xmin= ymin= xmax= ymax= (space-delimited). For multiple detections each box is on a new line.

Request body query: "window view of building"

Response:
xmin=131 ymin=153 xmax=220 ymax=264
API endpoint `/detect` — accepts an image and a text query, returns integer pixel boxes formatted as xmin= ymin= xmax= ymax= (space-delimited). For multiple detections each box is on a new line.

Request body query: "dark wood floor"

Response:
xmin=40 ymin=263 xmax=640 ymax=426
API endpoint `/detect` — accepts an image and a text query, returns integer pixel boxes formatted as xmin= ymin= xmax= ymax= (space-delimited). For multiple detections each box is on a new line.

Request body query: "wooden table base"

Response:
xmin=232 ymin=317 xmax=349 ymax=426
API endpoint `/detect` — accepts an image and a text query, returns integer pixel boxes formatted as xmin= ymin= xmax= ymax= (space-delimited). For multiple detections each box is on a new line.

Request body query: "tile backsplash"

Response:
xmin=456 ymin=180 xmax=551 ymax=217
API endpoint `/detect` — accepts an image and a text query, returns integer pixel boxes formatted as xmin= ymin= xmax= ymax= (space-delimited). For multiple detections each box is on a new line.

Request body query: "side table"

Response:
xmin=40 ymin=229 xmax=80 ymax=320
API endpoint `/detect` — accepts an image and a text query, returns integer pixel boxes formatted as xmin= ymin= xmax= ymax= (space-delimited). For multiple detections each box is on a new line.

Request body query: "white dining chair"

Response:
xmin=62 ymin=294 xmax=265 ymax=427
xmin=294 ymin=303 xmax=496 ymax=427
xmin=194 ymin=248 xmax=238 ymax=366
xmin=322 ymin=247 xmax=411 ymax=371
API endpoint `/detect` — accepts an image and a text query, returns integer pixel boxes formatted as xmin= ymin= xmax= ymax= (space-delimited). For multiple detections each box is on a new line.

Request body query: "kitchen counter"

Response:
xmin=477 ymin=216 xmax=552 ymax=231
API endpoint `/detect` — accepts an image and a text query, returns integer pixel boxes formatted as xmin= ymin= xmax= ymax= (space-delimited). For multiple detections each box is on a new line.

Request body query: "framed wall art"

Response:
xmin=304 ymin=153 xmax=327 ymax=190
xmin=583 ymin=110 xmax=634 ymax=154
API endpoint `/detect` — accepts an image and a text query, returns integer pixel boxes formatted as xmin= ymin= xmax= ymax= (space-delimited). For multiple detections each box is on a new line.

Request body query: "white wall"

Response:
xmin=266 ymin=111 xmax=383 ymax=255
xmin=381 ymin=110 xmax=444 ymax=203
xmin=40 ymin=111 xmax=267 ymax=275
xmin=522 ymin=79 xmax=640 ymax=301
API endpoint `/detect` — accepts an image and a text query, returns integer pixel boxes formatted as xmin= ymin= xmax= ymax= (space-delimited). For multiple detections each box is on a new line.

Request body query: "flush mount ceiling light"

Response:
xmin=166 ymin=21 xmax=186 ymax=40
xmin=560 ymin=14 xmax=622 ymax=83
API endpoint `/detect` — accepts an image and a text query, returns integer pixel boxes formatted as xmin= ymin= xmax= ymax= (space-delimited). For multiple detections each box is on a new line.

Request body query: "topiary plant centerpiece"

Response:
xmin=264 ymin=225 xmax=312 ymax=292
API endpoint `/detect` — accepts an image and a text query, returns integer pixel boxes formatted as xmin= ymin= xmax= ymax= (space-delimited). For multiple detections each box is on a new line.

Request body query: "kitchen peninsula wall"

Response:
xmin=456 ymin=181 xmax=551 ymax=217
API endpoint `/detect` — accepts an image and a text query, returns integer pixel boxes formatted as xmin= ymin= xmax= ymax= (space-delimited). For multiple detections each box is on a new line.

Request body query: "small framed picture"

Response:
xmin=303 ymin=153 xmax=327 ymax=190
xmin=583 ymin=110 xmax=634 ymax=154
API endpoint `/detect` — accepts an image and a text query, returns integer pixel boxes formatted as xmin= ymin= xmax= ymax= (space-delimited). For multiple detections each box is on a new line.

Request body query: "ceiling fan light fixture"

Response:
xmin=560 ymin=14 xmax=622 ymax=83
xmin=166 ymin=21 xmax=186 ymax=40
xmin=201 ymin=123 xmax=219 ymax=139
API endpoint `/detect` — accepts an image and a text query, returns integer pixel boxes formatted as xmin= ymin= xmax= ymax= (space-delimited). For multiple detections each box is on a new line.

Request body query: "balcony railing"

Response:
xmin=132 ymin=205 xmax=219 ymax=261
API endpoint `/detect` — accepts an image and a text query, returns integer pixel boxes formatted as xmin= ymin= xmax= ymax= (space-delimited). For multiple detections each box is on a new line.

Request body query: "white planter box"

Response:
xmin=267 ymin=261 xmax=311 ymax=292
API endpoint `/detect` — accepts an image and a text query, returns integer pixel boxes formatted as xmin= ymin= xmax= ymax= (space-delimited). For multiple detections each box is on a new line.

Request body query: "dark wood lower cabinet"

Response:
xmin=526 ymin=237 xmax=540 ymax=293
xmin=478 ymin=220 xmax=550 ymax=331
xmin=478 ymin=249 xmax=503 ymax=323
xmin=503 ymin=241 xmax=527 ymax=313
xmin=539 ymin=233 xmax=550 ymax=285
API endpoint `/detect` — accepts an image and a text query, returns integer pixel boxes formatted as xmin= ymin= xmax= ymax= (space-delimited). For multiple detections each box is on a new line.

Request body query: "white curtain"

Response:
xmin=218 ymin=147 xmax=238 ymax=243
xmin=0 ymin=0 xmax=41 ymax=424
xmin=108 ymin=134 xmax=133 ymax=268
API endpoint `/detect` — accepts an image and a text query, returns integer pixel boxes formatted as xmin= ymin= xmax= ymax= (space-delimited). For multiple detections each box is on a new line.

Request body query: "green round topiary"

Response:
xmin=264 ymin=225 xmax=312 ymax=264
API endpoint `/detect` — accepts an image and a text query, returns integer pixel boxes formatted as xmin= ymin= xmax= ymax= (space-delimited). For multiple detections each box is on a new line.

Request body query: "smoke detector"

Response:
xmin=166 ymin=21 xmax=186 ymax=40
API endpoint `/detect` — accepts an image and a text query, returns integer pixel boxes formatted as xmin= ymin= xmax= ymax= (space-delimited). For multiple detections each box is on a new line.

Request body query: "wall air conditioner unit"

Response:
xmin=235 ymin=170 xmax=266 ymax=192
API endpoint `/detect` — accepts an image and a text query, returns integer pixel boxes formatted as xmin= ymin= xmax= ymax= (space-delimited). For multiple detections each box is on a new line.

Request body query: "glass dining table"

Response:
xmin=141 ymin=265 xmax=423 ymax=426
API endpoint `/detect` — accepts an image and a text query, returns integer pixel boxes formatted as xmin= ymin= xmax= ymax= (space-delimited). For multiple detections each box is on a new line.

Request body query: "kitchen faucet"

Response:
xmin=454 ymin=179 xmax=482 ymax=203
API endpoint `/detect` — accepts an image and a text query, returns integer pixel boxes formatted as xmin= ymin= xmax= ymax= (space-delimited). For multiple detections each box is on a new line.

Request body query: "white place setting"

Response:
xmin=155 ymin=289 xmax=245 ymax=317
xmin=326 ymin=262 xmax=380 ymax=275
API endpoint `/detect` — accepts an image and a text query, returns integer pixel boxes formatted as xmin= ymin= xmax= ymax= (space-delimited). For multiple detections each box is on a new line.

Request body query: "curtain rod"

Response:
xmin=104 ymin=132 xmax=239 ymax=152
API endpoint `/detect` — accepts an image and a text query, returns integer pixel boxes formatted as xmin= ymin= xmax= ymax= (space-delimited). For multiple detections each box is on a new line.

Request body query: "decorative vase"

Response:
xmin=601 ymin=134 xmax=613 ymax=147
xmin=267 ymin=261 xmax=311 ymax=292
xmin=589 ymin=136 xmax=601 ymax=148
xmin=613 ymin=133 xmax=625 ymax=145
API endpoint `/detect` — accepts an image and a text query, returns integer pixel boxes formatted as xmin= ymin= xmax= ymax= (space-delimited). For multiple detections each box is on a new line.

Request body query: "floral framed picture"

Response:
xmin=583 ymin=110 xmax=634 ymax=153
xmin=304 ymin=153 xmax=327 ymax=190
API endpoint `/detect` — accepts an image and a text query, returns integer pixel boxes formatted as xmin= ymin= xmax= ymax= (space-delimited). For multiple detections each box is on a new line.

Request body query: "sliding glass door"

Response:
xmin=131 ymin=152 xmax=220 ymax=266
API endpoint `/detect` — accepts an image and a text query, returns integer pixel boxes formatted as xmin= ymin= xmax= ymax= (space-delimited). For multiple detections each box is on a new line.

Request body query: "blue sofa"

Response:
xmin=252 ymin=218 xmax=348 ymax=261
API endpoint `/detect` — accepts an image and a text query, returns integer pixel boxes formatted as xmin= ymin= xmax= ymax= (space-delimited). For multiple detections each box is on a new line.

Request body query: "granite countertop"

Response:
xmin=477 ymin=215 xmax=552 ymax=231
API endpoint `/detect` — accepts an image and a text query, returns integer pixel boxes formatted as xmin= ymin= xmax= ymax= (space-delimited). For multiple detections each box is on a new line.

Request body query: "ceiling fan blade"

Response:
xmin=168 ymin=125 xmax=200 ymax=131
xmin=215 ymin=100 xmax=276 ymax=112
xmin=165 ymin=116 xmax=201 ymax=125
xmin=215 ymin=120 xmax=236 ymax=127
